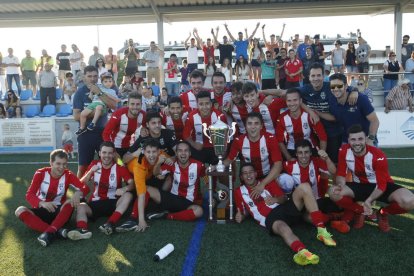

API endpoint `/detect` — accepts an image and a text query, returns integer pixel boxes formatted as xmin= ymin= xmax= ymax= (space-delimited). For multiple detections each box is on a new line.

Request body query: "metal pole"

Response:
xmin=229 ymin=164 xmax=233 ymax=220
xmin=157 ymin=16 xmax=165 ymax=87
xmin=208 ymin=166 xmax=213 ymax=221
xmin=394 ymin=3 xmax=402 ymax=63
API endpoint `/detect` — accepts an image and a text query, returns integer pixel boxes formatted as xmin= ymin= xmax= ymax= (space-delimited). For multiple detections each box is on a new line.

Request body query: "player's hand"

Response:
xmin=251 ymin=184 xmax=264 ymax=199
xmin=115 ymin=187 xmax=126 ymax=197
xmin=131 ymin=148 xmax=142 ymax=158
xmin=136 ymin=219 xmax=149 ymax=232
xmin=331 ymin=184 xmax=343 ymax=196
xmin=39 ymin=201 xmax=58 ymax=213
xmin=235 ymin=209 xmax=244 ymax=223
xmin=194 ymin=142 xmax=204 ymax=151
xmin=164 ymin=157 xmax=174 ymax=166
xmin=347 ymin=91 xmax=359 ymax=105
xmin=308 ymin=109 xmax=320 ymax=124
xmin=71 ymin=191 xmax=82 ymax=208
xmin=264 ymin=196 xmax=276 ymax=205
xmin=363 ymin=200 xmax=373 ymax=215
xmin=156 ymin=174 xmax=166 ymax=180
xmin=140 ymin=127 xmax=149 ymax=137
xmin=318 ymin=149 xmax=329 ymax=160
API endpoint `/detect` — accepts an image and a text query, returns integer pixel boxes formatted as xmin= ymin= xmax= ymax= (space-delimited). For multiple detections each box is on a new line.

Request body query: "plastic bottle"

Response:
xmin=153 ymin=243 xmax=174 ymax=261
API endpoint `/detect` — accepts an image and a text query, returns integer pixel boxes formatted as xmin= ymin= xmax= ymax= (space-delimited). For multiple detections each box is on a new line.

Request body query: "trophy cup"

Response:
xmin=202 ymin=119 xmax=236 ymax=223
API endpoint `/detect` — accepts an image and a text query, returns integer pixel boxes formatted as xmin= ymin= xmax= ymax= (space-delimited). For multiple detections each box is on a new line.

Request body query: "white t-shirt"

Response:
xmin=69 ymin=52 xmax=82 ymax=70
xmin=3 ymin=56 xmax=20 ymax=74
xmin=187 ymin=46 xmax=198 ymax=64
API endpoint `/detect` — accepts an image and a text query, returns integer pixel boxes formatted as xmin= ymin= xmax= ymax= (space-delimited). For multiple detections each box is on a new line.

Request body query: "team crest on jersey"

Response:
xmin=110 ymin=174 xmax=115 ymax=181
xmin=320 ymin=92 xmax=326 ymax=100
xmin=303 ymin=122 xmax=309 ymax=129
xmin=310 ymin=170 xmax=315 ymax=177
xmin=261 ymin=148 xmax=266 ymax=154
xmin=58 ymin=182 xmax=64 ymax=191
xmin=365 ymin=164 xmax=372 ymax=171
xmin=248 ymin=201 xmax=254 ymax=207
xmin=189 ymin=172 xmax=195 ymax=180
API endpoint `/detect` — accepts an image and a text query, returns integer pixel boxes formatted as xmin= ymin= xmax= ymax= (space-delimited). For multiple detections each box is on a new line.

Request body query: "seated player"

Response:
xmin=15 ymin=149 xmax=89 ymax=247
xmin=76 ymin=72 xmax=119 ymax=135
xmin=144 ymin=140 xmax=205 ymax=221
xmin=67 ymin=142 xmax=135 ymax=240
xmin=160 ymin=96 xmax=189 ymax=141
xmin=235 ymin=163 xmax=336 ymax=266
xmin=276 ymin=88 xmax=327 ymax=161
xmin=329 ymin=124 xmax=414 ymax=232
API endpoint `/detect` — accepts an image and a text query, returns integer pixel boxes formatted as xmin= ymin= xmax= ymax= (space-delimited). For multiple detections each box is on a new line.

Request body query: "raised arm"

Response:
xmin=212 ymin=27 xmax=219 ymax=48
xmin=248 ymin=22 xmax=261 ymax=40
xmin=262 ymin=24 xmax=268 ymax=45
xmin=279 ymin=23 xmax=286 ymax=39
xmin=193 ymin=28 xmax=203 ymax=48
xmin=184 ymin=32 xmax=192 ymax=49
xmin=224 ymin=23 xmax=236 ymax=42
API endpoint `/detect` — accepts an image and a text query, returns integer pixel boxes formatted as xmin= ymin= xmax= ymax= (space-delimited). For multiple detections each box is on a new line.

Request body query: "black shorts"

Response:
xmin=317 ymin=197 xmax=342 ymax=213
xmin=77 ymin=129 xmax=103 ymax=166
xmin=285 ymin=81 xmax=300 ymax=89
xmin=346 ymin=182 xmax=403 ymax=203
xmin=190 ymin=146 xmax=219 ymax=165
xmin=159 ymin=190 xmax=194 ymax=212
xmin=326 ymin=134 xmax=342 ymax=164
xmin=357 ymin=62 xmax=369 ymax=73
xmin=261 ymin=79 xmax=277 ymax=90
xmin=251 ymin=59 xmax=260 ymax=67
xmin=146 ymin=176 xmax=166 ymax=190
xmin=125 ymin=67 xmax=137 ymax=76
xmin=30 ymin=206 xmax=62 ymax=224
xmin=116 ymin=147 xmax=130 ymax=158
xmin=88 ymin=199 xmax=118 ymax=220
xmin=265 ymin=200 xmax=302 ymax=232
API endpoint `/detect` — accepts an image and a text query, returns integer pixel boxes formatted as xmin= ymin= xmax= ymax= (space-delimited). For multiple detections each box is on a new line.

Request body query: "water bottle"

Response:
xmin=153 ymin=243 xmax=174 ymax=261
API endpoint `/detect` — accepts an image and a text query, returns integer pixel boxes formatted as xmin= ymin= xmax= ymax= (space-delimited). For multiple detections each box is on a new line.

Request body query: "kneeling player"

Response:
xmin=145 ymin=140 xmax=204 ymax=221
xmin=235 ymin=163 xmax=336 ymax=266
xmin=15 ymin=149 xmax=89 ymax=247
xmin=67 ymin=142 xmax=134 ymax=240
xmin=329 ymin=124 xmax=414 ymax=232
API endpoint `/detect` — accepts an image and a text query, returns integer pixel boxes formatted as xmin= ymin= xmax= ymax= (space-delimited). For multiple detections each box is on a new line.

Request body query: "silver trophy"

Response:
xmin=202 ymin=119 xmax=236 ymax=172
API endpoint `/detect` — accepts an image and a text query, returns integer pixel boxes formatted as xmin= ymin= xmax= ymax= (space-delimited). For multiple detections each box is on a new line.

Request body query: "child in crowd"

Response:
xmin=62 ymin=123 xmax=75 ymax=159
xmin=220 ymin=58 xmax=233 ymax=87
xmin=180 ymin=59 xmax=190 ymax=93
xmin=131 ymin=71 xmax=144 ymax=92
xmin=75 ymin=62 xmax=86 ymax=88
xmin=75 ymin=72 xmax=118 ymax=135
xmin=157 ymin=87 xmax=169 ymax=112
xmin=324 ymin=69 xmax=331 ymax=82
xmin=119 ymin=75 xmax=133 ymax=99
xmin=142 ymin=86 xmax=158 ymax=112
xmin=63 ymin=72 xmax=76 ymax=105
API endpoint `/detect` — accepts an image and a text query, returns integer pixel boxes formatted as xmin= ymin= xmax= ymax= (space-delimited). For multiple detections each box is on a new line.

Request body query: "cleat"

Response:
xmin=330 ymin=220 xmax=350 ymax=234
xmin=146 ymin=211 xmax=168 ymax=220
xmin=115 ymin=220 xmax=138 ymax=233
xmin=87 ymin=122 xmax=95 ymax=131
xmin=37 ymin=232 xmax=55 ymax=247
xmin=56 ymin=228 xmax=68 ymax=239
xmin=293 ymin=249 xmax=319 ymax=266
xmin=75 ymin=128 xmax=87 ymax=135
xmin=317 ymin=227 xmax=337 ymax=246
xmin=98 ymin=223 xmax=114 ymax=235
xmin=67 ymin=228 xmax=92 ymax=240
xmin=353 ymin=212 xmax=365 ymax=229
xmin=377 ymin=210 xmax=390 ymax=232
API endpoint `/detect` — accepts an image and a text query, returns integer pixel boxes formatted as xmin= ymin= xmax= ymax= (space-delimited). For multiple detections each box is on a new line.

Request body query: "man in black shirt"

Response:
xmin=212 ymin=26 xmax=235 ymax=65
xmin=56 ymin=44 xmax=71 ymax=89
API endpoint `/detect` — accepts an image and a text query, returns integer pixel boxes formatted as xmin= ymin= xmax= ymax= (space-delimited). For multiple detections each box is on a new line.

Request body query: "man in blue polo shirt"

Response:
xmin=328 ymin=73 xmax=379 ymax=145
xmin=73 ymin=65 xmax=118 ymax=177
xmin=224 ymin=22 xmax=260 ymax=59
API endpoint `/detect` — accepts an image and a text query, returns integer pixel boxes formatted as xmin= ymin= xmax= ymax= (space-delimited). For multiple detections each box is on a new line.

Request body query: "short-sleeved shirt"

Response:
xmin=329 ymin=93 xmax=374 ymax=142
xmin=128 ymin=129 xmax=177 ymax=157
xmin=124 ymin=48 xmax=139 ymax=68
xmin=2 ymin=56 xmax=20 ymax=74
xmin=202 ymin=46 xmax=215 ymax=64
xmin=234 ymin=40 xmax=249 ymax=59
xmin=73 ymin=85 xmax=108 ymax=129
xmin=56 ymin=52 xmax=71 ymax=70
xmin=21 ymin=57 xmax=38 ymax=71
xmin=261 ymin=60 xmax=276 ymax=79
xmin=356 ymin=44 xmax=371 ymax=63
xmin=187 ymin=46 xmax=199 ymax=64
xmin=284 ymin=58 xmax=302 ymax=82
xmin=247 ymin=98 xmax=287 ymax=135
xmin=143 ymin=50 xmax=161 ymax=68
xmin=218 ymin=44 xmax=234 ymax=64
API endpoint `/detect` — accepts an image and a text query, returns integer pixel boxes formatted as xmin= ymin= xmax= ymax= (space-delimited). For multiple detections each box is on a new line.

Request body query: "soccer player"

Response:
xmin=180 ymin=70 xmax=205 ymax=110
xmin=242 ymin=82 xmax=286 ymax=135
xmin=123 ymin=111 xmax=176 ymax=165
xmin=183 ymin=90 xmax=226 ymax=164
xmin=235 ymin=163 xmax=336 ymax=266
xmin=15 ymin=149 xmax=89 ymax=247
xmin=228 ymin=82 xmax=248 ymax=134
xmin=102 ymin=92 xmax=146 ymax=157
xmin=160 ymin=96 xmax=189 ymax=141
xmin=276 ymin=88 xmax=327 ymax=161
xmin=329 ymin=124 xmax=414 ymax=232
xmin=67 ymin=142 xmax=135 ymax=240
xmin=224 ymin=112 xmax=282 ymax=197
xmin=210 ymin=71 xmax=232 ymax=111
xmin=145 ymin=141 xmax=205 ymax=221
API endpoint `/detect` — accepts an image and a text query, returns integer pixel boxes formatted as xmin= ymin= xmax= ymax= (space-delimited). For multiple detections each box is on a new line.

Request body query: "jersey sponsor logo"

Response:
xmin=346 ymin=158 xmax=355 ymax=163
xmin=110 ymin=173 xmax=115 ymax=181
xmin=348 ymin=107 xmax=357 ymax=112
xmin=303 ymin=122 xmax=309 ymax=129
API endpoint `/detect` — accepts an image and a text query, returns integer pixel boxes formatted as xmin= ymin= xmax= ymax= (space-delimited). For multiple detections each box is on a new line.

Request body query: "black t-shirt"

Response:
xmin=56 ymin=52 xmax=71 ymax=70
xmin=128 ymin=129 xmax=177 ymax=157
xmin=218 ymin=44 xmax=235 ymax=64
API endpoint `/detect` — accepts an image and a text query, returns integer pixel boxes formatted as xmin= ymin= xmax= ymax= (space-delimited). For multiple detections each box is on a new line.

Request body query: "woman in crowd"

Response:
xmin=249 ymin=38 xmax=264 ymax=85
xmin=345 ymin=41 xmax=357 ymax=84
xmin=235 ymin=55 xmax=251 ymax=83
xmin=331 ymin=40 xmax=346 ymax=74
xmin=95 ymin=58 xmax=108 ymax=84
xmin=5 ymin=90 xmax=21 ymax=118
xmin=220 ymin=57 xmax=233 ymax=87
xmin=0 ymin=103 xmax=7 ymax=118
xmin=204 ymin=56 xmax=217 ymax=89
xmin=383 ymin=51 xmax=403 ymax=99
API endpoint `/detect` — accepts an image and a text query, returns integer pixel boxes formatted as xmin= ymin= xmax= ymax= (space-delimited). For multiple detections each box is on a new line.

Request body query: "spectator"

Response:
xmin=259 ymin=51 xmax=277 ymax=89
xmin=249 ymin=38 xmax=264 ymax=85
xmin=105 ymin=47 xmax=118 ymax=85
xmin=88 ymin=46 xmax=104 ymax=67
xmin=276 ymin=48 xmax=288 ymax=89
xmin=157 ymin=87 xmax=169 ymax=112
xmin=383 ymin=51 xmax=403 ymax=99
xmin=385 ymin=79 xmax=413 ymax=113
xmin=75 ymin=62 xmax=86 ymax=88
xmin=405 ymin=51 xmax=414 ymax=90
xmin=180 ymin=59 xmax=190 ymax=92
xmin=70 ymin=44 xmax=84 ymax=75
xmin=123 ymin=39 xmax=140 ymax=76
xmin=235 ymin=55 xmax=251 ymax=83
xmin=5 ymin=89 xmax=21 ymax=118
xmin=130 ymin=71 xmax=144 ymax=92
xmin=0 ymin=51 xmax=6 ymax=98
xmin=297 ymin=35 xmax=312 ymax=60
xmin=3 ymin=48 xmax=22 ymax=96
xmin=356 ymin=36 xmax=371 ymax=82
xmin=345 ymin=41 xmax=357 ymax=84
xmin=164 ymin=54 xmax=179 ymax=97
xmin=142 ymin=86 xmax=158 ymax=112
xmin=37 ymin=49 xmax=53 ymax=72
xmin=119 ymin=75 xmax=134 ymax=99
xmin=220 ymin=57 xmax=233 ymax=88
xmin=0 ymin=103 xmax=6 ymax=119
xmin=204 ymin=56 xmax=217 ymax=89
xmin=311 ymin=34 xmax=325 ymax=66
xmin=284 ymin=49 xmax=303 ymax=88
xmin=224 ymin=22 xmax=260 ymax=60
xmin=356 ymin=77 xmax=373 ymax=104
xmin=39 ymin=63 xmax=57 ymax=112
xmin=95 ymin=58 xmax=108 ymax=84
xmin=262 ymin=24 xmax=284 ymax=58
xmin=193 ymin=29 xmax=214 ymax=65
xmin=184 ymin=32 xmax=201 ymax=76
xmin=212 ymin=26 xmax=234 ymax=65
xmin=21 ymin=50 xmax=38 ymax=98
xmin=401 ymin=35 xmax=413 ymax=69
xmin=63 ymin=72 xmax=76 ymax=105
xmin=62 ymin=123 xmax=75 ymax=159
xmin=56 ymin=44 xmax=71 ymax=89
xmin=143 ymin=41 xmax=164 ymax=86
xmin=301 ymin=47 xmax=316 ymax=84
xmin=331 ymin=40 xmax=346 ymax=74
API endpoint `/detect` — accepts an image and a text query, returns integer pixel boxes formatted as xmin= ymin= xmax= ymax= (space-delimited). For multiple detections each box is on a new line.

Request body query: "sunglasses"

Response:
xmin=357 ymin=83 xmax=364 ymax=86
xmin=330 ymin=84 xmax=344 ymax=89
xmin=390 ymin=55 xmax=396 ymax=57
xmin=266 ymin=55 xmax=271 ymax=57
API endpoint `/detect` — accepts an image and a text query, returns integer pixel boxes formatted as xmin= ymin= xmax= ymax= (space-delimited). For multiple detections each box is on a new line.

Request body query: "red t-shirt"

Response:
xmin=284 ymin=58 xmax=303 ymax=82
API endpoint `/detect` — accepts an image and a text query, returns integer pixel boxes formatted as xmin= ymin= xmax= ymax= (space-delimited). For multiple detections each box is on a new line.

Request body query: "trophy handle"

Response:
xmin=202 ymin=123 xmax=212 ymax=143
xmin=227 ymin=122 xmax=237 ymax=142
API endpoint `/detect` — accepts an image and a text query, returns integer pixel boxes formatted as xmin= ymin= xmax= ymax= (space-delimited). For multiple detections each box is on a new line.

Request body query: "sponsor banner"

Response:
xmin=377 ymin=111 xmax=414 ymax=147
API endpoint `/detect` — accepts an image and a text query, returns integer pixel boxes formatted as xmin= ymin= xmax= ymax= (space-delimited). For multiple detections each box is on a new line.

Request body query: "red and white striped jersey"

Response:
xmin=247 ymin=98 xmax=287 ymax=134
xmin=26 ymin=168 xmax=89 ymax=208
xmin=337 ymin=144 xmax=393 ymax=191
xmin=234 ymin=180 xmax=284 ymax=227
xmin=211 ymin=91 xmax=232 ymax=110
xmin=102 ymin=107 xmax=146 ymax=149
xmin=283 ymin=157 xmax=330 ymax=199
xmin=231 ymin=104 xmax=248 ymax=134
xmin=183 ymin=108 xmax=227 ymax=147
xmin=180 ymin=90 xmax=198 ymax=111
xmin=160 ymin=158 xmax=205 ymax=202
xmin=228 ymin=133 xmax=282 ymax=178
xmin=160 ymin=109 xmax=189 ymax=141
xmin=87 ymin=160 xmax=132 ymax=201
xmin=276 ymin=109 xmax=327 ymax=150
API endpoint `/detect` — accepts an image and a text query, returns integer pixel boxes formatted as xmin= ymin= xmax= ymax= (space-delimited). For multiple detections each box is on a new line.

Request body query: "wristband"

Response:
xmin=367 ymin=134 xmax=376 ymax=140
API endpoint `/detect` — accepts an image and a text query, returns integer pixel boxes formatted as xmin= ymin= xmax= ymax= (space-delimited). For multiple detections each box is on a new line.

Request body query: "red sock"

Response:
xmin=107 ymin=211 xmax=122 ymax=224
xmin=318 ymin=177 xmax=329 ymax=197
xmin=290 ymin=240 xmax=306 ymax=253
xmin=310 ymin=211 xmax=325 ymax=227
xmin=167 ymin=209 xmax=196 ymax=221
xmin=341 ymin=209 xmax=355 ymax=223
xmin=381 ymin=202 xmax=407 ymax=215
xmin=130 ymin=193 xmax=150 ymax=220
xmin=336 ymin=196 xmax=363 ymax=213
xmin=18 ymin=211 xmax=49 ymax=232
xmin=47 ymin=204 xmax=74 ymax=233
xmin=77 ymin=220 xmax=88 ymax=230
